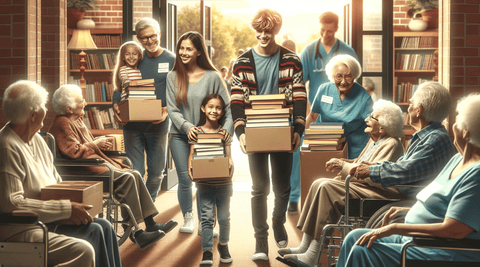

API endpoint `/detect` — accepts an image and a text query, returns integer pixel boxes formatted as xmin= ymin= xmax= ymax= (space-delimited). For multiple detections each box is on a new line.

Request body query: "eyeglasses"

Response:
xmin=138 ymin=34 xmax=158 ymax=43
xmin=334 ymin=74 xmax=354 ymax=83
xmin=367 ymin=113 xmax=379 ymax=122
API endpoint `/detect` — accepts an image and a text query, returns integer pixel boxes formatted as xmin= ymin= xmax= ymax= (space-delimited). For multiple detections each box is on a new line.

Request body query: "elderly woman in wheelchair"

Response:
xmin=48 ymin=84 xmax=177 ymax=250
xmin=0 ymin=80 xmax=118 ymax=267
xmin=280 ymin=82 xmax=458 ymax=267
xmin=336 ymin=93 xmax=480 ymax=266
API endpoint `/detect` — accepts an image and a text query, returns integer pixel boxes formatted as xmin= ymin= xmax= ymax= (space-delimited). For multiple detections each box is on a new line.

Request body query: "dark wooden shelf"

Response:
xmin=68 ymin=27 xmax=122 ymax=35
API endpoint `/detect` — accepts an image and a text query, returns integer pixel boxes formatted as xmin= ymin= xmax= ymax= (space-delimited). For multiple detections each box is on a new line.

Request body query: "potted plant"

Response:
xmin=67 ymin=0 xmax=97 ymax=28
xmin=406 ymin=0 xmax=439 ymax=29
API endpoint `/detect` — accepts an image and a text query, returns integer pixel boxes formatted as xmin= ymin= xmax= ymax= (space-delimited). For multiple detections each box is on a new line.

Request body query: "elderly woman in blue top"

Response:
xmin=337 ymin=93 xmax=480 ymax=267
xmin=167 ymin=31 xmax=233 ymax=235
xmin=305 ymin=54 xmax=372 ymax=159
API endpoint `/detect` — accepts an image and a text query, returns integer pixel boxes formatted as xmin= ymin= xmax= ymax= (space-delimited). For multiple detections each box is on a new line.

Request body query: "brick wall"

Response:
xmin=440 ymin=0 xmax=480 ymax=133
xmin=41 ymin=0 xmax=68 ymax=132
xmin=85 ymin=0 xmax=123 ymax=28
xmin=393 ymin=0 xmax=410 ymax=30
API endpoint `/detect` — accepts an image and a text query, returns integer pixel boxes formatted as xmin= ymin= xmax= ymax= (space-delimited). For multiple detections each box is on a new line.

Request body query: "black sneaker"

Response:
xmin=287 ymin=202 xmax=299 ymax=214
xmin=272 ymin=219 xmax=288 ymax=248
xmin=200 ymin=251 xmax=213 ymax=265
xmin=217 ymin=243 xmax=233 ymax=263
xmin=146 ymin=219 xmax=178 ymax=234
xmin=134 ymin=229 xmax=165 ymax=250
xmin=252 ymin=238 xmax=269 ymax=261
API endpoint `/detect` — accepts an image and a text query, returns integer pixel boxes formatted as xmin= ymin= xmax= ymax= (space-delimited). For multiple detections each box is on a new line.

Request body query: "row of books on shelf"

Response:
xmin=395 ymin=36 xmax=438 ymax=49
xmin=67 ymin=77 xmax=113 ymax=103
xmin=245 ymin=94 xmax=292 ymax=128
xmin=394 ymin=78 xmax=431 ymax=103
xmin=395 ymin=53 xmax=434 ymax=70
xmin=302 ymin=122 xmax=346 ymax=151
xmin=83 ymin=107 xmax=120 ymax=130
xmin=70 ymin=52 xmax=117 ymax=70
xmin=193 ymin=133 xmax=225 ymax=159
xmin=121 ymin=79 xmax=156 ymax=101
xmin=91 ymin=35 xmax=122 ymax=49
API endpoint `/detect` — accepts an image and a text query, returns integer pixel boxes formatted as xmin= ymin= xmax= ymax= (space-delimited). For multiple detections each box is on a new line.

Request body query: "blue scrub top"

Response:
xmin=311 ymin=82 xmax=372 ymax=159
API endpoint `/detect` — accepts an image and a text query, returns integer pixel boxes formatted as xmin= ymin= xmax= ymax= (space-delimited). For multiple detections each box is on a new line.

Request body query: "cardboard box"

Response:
xmin=118 ymin=99 xmax=162 ymax=122
xmin=41 ymin=181 xmax=103 ymax=217
xmin=300 ymin=142 xmax=348 ymax=207
xmin=191 ymin=157 xmax=230 ymax=181
xmin=245 ymin=126 xmax=293 ymax=153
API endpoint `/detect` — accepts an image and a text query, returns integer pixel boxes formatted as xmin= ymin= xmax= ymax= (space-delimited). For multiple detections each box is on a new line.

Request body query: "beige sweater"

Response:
xmin=0 ymin=124 xmax=71 ymax=240
xmin=339 ymin=136 xmax=404 ymax=192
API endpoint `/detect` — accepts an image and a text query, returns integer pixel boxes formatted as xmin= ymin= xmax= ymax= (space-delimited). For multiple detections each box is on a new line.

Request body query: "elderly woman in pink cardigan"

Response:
xmin=48 ymin=84 xmax=178 ymax=250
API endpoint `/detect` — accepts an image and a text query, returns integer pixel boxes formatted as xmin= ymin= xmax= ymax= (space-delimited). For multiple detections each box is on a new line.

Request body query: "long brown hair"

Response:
xmin=112 ymin=41 xmax=144 ymax=92
xmin=196 ymin=94 xmax=226 ymax=127
xmin=172 ymin=31 xmax=217 ymax=106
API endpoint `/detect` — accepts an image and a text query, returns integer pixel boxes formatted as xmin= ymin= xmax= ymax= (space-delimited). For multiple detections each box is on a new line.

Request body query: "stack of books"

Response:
xmin=121 ymin=78 xmax=156 ymax=101
xmin=245 ymin=94 xmax=292 ymax=128
xmin=302 ymin=122 xmax=346 ymax=151
xmin=193 ymin=133 xmax=225 ymax=159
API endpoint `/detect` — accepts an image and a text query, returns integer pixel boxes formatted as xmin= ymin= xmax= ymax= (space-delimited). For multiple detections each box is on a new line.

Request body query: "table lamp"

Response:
xmin=67 ymin=19 xmax=97 ymax=91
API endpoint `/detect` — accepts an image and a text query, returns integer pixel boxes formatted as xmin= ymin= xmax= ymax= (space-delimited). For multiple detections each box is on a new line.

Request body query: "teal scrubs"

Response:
xmin=311 ymin=82 xmax=372 ymax=159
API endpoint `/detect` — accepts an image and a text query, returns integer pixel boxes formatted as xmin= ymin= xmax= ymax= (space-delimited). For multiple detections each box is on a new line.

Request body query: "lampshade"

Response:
xmin=68 ymin=19 xmax=97 ymax=50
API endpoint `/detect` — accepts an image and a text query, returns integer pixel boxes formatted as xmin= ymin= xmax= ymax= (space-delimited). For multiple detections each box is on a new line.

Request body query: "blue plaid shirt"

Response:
xmin=369 ymin=122 xmax=456 ymax=196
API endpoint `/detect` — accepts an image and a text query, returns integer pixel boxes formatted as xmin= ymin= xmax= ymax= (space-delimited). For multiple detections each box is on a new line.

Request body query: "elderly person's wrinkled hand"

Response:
xmin=349 ymin=163 xmax=370 ymax=179
xmin=70 ymin=202 xmax=93 ymax=225
xmin=381 ymin=206 xmax=411 ymax=227
xmin=356 ymin=224 xmax=397 ymax=248
xmin=326 ymin=158 xmax=345 ymax=173
xmin=94 ymin=137 xmax=112 ymax=150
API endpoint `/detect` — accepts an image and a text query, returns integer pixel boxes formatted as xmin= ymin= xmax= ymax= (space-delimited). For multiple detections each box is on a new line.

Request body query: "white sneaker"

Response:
xmin=179 ymin=212 xmax=195 ymax=234
xmin=197 ymin=223 xmax=218 ymax=238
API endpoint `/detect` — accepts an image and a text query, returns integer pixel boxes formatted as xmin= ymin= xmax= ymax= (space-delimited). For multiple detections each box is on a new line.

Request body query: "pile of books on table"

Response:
xmin=244 ymin=94 xmax=293 ymax=152
xmin=121 ymin=78 xmax=156 ymax=101
xmin=302 ymin=122 xmax=346 ymax=151
xmin=191 ymin=133 xmax=229 ymax=180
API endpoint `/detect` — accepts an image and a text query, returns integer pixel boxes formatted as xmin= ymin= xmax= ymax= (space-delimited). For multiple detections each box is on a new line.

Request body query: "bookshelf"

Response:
xmin=393 ymin=29 xmax=438 ymax=105
xmin=68 ymin=27 xmax=123 ymax=135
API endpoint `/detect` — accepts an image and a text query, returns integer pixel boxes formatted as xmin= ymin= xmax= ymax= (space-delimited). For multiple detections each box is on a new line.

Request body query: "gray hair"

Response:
xmin=326 ymin=54 xmax=362 ymax=82
xmin=52 ymin=84 xmax=83 ymax=115
xmin=363 ymin=77 xmax=375 ymax=91
xmin=3 ymin=80 xmax=48 ymax=124
xmin=411 ymin=82 xmax=451 ymax=123
xmin=456 ymin=93 xmax=480 ymax=148
xmin=374 ymin=99 xmax=404 ymax=139
xmin=135 ymin=17 xmax=160 ymax=33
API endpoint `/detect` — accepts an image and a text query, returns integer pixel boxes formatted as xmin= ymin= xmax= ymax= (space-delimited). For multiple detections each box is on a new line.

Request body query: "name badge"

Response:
xmin=416 ymin=181 xmax=443 ymax=202
xmin=158 ymin=63 xmax=169 ymax=73
xmin=321 ymin=95 xmax=333 ymax=104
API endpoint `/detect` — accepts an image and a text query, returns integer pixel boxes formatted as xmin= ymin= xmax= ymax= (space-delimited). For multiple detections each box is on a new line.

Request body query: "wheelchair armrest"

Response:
xmin=0 ymin=211 xmax=39 ymax=224
xmin=55 ymin=158 xmax=105 ymax=165
xmin=409 ymin=235 xmax=480 ymax=250
xmin=102 ymin=150 xmax=127 ymax=157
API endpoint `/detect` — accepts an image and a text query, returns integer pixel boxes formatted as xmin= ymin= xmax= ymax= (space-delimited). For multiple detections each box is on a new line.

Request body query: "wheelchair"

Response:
xmin=40 ymin=132 xmax=137 ymax=246
xmin=315 ymin=175 xmax=417 ymax=267
xmin=0 ymin=211 xmax=48 ymax=267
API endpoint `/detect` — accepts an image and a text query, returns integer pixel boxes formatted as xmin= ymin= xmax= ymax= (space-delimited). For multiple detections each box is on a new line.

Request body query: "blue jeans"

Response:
xmin=123 ymin=118 xmax=169 ymax=201
xmin=169 ymin=134 xmax=195 ymax=216
xmin=248 ymin=152 xmax=292 ymax=239
xmin=337 ymin=229 xmax=477 ymax=267
xmin=53 ymin=218 xmax=121 ymax=267
xmin=197 ymin=185 xmax=232 ymax=251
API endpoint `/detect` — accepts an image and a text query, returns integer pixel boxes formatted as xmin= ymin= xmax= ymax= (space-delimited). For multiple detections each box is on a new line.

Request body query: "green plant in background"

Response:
xmin=67 ymin=0 xmax=97 ymax=10
xmin=406 ymin=0 xmax=439 ymax=13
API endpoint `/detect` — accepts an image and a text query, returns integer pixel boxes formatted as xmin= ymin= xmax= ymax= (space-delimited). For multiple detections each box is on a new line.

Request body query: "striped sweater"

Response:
xmin=230 ymin=46 xmax=307 ymax=138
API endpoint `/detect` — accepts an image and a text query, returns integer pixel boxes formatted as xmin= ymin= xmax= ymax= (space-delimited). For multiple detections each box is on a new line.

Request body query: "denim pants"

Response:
xmin=289 ymin=133 xmax=304 ymax=204
xmin=123 ymin=118 xmax=169 ymax=201
xmin=169 ymin=134 xmax=196 ymax=216
xmin=53 ymin=218 xmax=121 ymax=267
xmin=197 ymin=185 xmax=232 ymax=251
xmin=336 ymin=229 xmax=474 ymax=267
xmin=248 ymin=152 xmax=292 ymax=240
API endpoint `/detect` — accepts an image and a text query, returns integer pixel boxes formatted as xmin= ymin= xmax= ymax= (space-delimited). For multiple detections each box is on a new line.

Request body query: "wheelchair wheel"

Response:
xmin=365 ymin=199 xmax=415 ymax=229
xmin=117 ymin=221 xmax=134 ymax=246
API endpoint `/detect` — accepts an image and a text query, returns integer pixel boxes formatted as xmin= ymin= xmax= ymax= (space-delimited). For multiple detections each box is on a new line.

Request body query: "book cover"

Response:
xmin=126 ymin=86 xmax=156 ymax=91
xmin=197 ymin=133 xmax=224 ymax=140
xmin=245 ymin=108 xmax=292 ymax=116
xmin=135 ymin=78 xmax=155 ymax=86
xmin=250 ymin=99 xmax=286 ymax=106
xmin=194 ymin=143 xmax=224 ymax=149
xmin=249 ymin=94 xmax=287 ymax=101
xmin=305 ymin=129 xmax=344 ymax=135
xmin=246 ymin=122 xmax=291 ymax=128
xmin=124 ymin=90 xmax=156 ymax=95
xmin=247 ymin=118 xmax=290 ymax=123
xmin=309 ymin=122 xmax=344 ymax=130
xmin=243 ymin=113 xmax=291 ymax=119
xmin=304 ymin=134 xmax=343 ymax=140
xmin=251 ymin=104 xmax=284 ymax=110
xmin=101 ymin=84 xmax=106 ymax=102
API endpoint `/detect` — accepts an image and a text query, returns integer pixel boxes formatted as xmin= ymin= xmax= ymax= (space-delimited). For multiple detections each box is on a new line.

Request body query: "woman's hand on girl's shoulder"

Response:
xmin=187 ymin=126 xmax=199 ymax=142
